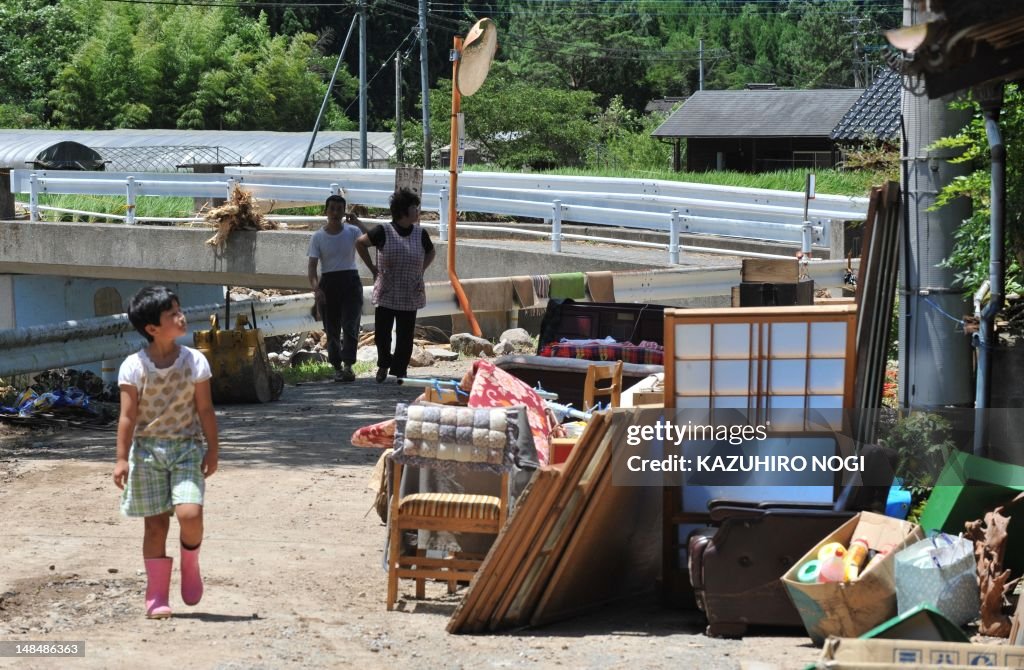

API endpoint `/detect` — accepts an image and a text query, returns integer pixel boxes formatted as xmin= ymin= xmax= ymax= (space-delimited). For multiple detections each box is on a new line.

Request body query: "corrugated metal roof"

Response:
xmin=651 ymin=89 xmax=864 ymax=139
xmin=0 ymin=129 xmax=397 ymax=170
xmin=830 ymin=69 xmax=901 ymax=142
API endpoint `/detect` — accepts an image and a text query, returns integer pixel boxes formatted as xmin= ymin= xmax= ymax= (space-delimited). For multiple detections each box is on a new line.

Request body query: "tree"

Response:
xmin=0 ymin=0 xmax=85 ymax=125
xmin=933 ymin=85 xmax=1024 ymax=295
xmin=48 ymin=5 xmax=356 ymax=131
xmin=415 ymin=62 xmax=600 ymax=170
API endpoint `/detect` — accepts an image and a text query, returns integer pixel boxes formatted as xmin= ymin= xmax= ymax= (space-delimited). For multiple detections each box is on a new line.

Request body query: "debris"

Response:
xmin=204 ymin=185 xmax=278 ymax=250
xmin=408 ymin=345 xmax=434 ymax=368
xmin=450 ymin=333 xmax=493 ymax=357
xmin=964 ymin=493 xmax=1024 ymax=637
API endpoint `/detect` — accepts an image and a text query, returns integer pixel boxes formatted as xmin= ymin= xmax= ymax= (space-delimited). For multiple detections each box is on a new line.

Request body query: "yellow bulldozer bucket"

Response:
xmin=193 ymin=313 xmax=280 ymax=404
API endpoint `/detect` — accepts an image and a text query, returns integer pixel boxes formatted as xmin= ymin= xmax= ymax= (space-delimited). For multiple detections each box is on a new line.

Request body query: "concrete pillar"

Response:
xmin=0 ymin=170 xmax=14 ymax=220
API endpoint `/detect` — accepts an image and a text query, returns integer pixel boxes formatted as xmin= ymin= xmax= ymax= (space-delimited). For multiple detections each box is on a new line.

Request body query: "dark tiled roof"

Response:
xmin=830 ymin=69 xmax=902 ymax=142
xmin=645 ymin=97 xmax=686 ymax=114
xmin=650 ymin=88 xmax=864 ymax=139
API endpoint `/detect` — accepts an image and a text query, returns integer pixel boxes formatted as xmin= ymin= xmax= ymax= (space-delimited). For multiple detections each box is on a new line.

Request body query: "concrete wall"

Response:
xmin=0 ymin=221 xmax=663 ymax=290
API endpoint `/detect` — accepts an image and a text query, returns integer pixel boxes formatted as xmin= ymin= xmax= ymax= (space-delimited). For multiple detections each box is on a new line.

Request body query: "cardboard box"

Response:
xmin=630 ymin=390 xmax=664 ymax=407
xmin=815 ymin=637 xmax=1024 ymax=668
xmin=782 ymin=512 xmax=923 ymax=645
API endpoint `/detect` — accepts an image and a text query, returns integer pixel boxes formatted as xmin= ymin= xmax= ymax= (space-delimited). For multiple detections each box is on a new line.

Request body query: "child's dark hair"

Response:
xmin=128 ymin=286 xmax=179 ymax=342
xmin=324 ymin=194 xmax=347 ymax=211
xmin=389 ymin=188 xmax=420 ymax=221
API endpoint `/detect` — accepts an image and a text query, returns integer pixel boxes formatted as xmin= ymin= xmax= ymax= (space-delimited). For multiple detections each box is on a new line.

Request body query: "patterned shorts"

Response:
xmin=121 ymin=437 xmax=205 ymax=518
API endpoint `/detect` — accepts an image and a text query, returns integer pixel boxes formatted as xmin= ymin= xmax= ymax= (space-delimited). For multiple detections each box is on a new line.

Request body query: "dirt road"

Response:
xmin=0 ymin=363 xmax=819 ymax=670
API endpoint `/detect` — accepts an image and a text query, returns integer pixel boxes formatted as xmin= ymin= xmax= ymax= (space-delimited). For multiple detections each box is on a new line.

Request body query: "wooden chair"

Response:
xmin=583 ymin=361 xmax=623 ymax=410
xmin=386 ymin=404 xmax=520 ymax=611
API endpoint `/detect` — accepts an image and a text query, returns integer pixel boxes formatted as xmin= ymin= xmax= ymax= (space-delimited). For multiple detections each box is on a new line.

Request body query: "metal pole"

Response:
xmin=395 ymin=55 xmax=404 ymax=164
xmin=447 ymin=36 xmax=481 ymax=337
xmin=303 ymin=15 xmax=358 ymax=168
xmin=226 ymin=177 xmax=236 ymax=201
xmin=551 ymin=199 xmax=562 ymax=253
xmin=29 ymin=173 xmax=39 ymax=221
xmin=438 ymin=187 xmax=448 ymax=242
xmin=358 ymin=0 xmax=368 ymax=169
xmin=974 ymin=89 xmax=1006 ymax=457
xmin=699 ymin=39 xmax=704 ymax=91
xmin=669 ymin=209 xmax=681 ymax=264
xmin=419 ymin=0 xmax=432 ymax=169
xmin=126 ymin=176 xmax=136 ymax=225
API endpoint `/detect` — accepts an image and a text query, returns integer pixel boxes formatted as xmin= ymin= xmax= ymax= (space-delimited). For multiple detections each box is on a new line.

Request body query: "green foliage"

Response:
xmin=536 ymin=166 xmax=882 ymax=197
xmin=932 ymin=84 xmax=1024 ymax=295
xmin=881 ymin=411 xmax=956 ymax=500
xmin=16 ymin=194 xmax=196 ymax=222
xmin=0 ymin=0 xmax=85 ymax=120
xmin=418 ymin=62 xmax=601 ymax=170
xmin=47 ymin=5 xmax=354 ymax=131
xmin=276 ymin=360 xmax=373 ymax=385
xmin=586 ymin=96 xmax=673 ymax=172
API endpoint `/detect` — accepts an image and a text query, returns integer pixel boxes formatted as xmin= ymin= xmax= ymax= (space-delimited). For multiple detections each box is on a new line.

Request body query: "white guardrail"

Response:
xmin=10 ymin=169 xmax=869 ymax=260
xmin=0 ymin=262 xmax=855 ymax=377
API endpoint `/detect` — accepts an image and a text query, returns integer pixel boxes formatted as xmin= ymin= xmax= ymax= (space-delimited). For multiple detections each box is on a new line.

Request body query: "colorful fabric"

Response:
xmin=351 ymin=418 xmax=396 ymax=448
xmin=121 ymin=437 xmax=205 ymax=517
xmin=549 ymin=272 xmax=586 ymax=300
xmin=538 ymin=341 xmax=664 ymax=365
xmin=391 ymin=402 xmax=518 ymax=474
xmin=461 ymin=359 xmax=553 ymax=466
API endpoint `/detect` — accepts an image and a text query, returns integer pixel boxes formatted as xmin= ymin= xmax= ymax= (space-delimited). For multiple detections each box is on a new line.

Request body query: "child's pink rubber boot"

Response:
xmin=180 ymin=544 xmax=203 ymax=606
xmin=144 ymin=557 xmax=173 ymax=619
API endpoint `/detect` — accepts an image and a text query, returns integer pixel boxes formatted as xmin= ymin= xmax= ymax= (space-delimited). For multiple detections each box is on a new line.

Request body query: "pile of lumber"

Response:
xmin=448 ymin=409 xmax=660 ymax=633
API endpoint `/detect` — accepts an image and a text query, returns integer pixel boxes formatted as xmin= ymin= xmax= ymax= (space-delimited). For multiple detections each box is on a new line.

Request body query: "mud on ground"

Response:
xmin=0 ymin=361 xmax=819 ymax=670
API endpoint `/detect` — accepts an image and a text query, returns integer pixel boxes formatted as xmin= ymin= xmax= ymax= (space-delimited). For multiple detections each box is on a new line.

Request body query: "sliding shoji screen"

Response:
xmin=664 ymin=305 xmax=857 ymax=429
xmin=660 ymin=304 xmax=858 ymax=603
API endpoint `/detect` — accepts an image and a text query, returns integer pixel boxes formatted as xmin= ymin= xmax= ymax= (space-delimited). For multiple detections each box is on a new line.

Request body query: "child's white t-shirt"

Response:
xmin=118 ymin=346 xmax=212 ymax=440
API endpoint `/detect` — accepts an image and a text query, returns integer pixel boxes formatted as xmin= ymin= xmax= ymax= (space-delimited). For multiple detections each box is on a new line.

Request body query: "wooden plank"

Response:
xmin=447 ymin=468 xmax=552 ymax=633
xmin=493 ymin=415 xmax=619 ymax=629
xmin=531 ymin=412 xmax=662 ymax=627
xmin=741 ymin=258 xmax=799 ymax=283
xmin=447 ymin=413 xmax=612 ymax=634
xmin=731 ymin=285 xmax=741 ymax=307
xmin=487 ymin=414 xmax=613 ymax=629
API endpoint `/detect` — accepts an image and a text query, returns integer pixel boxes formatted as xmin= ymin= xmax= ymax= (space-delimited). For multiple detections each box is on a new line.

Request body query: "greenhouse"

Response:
xmin=0 ymin=129 xmax=397 ymax=172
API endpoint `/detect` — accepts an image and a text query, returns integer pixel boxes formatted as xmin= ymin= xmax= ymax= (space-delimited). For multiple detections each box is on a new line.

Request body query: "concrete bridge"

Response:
xmin=0 ymin=219 xmax=745 ymax=290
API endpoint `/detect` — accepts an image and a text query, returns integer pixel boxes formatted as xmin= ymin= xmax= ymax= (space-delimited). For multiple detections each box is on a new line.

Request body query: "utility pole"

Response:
xmin=898 ymin=0 xmax=973 ymax=409
xmin=699 ymin=39 xmax=704 ymax=91
xmin=358 ymin=0 xmax=368 ymax=169
xmin=418 ymin=0 xmax=432 ymax=169
xmin=395 ymin=54 xmax=404 ymax=164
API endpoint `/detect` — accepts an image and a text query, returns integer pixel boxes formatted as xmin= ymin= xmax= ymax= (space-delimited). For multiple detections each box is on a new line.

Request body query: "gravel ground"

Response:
xmin=0 ymin=358 xmax=821 ymax=670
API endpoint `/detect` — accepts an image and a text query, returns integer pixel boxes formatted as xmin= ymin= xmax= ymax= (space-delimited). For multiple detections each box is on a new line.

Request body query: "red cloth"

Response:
xmin=350 ymin=418 xmax=395 ymax=448
xmin=461 ymin=360 xmax=552 ymax=466
xmin=538 ymin=342 xmax=664 ymax=365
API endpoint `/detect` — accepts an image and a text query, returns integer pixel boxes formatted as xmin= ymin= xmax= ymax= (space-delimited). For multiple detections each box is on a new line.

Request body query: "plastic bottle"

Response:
xmin=845 ymin=538 xmax=869 ymax=570
xmin=817 ymin=556 xmax=847 ymax=583
xmin=817 ymin=542 xmax=847 ymax=563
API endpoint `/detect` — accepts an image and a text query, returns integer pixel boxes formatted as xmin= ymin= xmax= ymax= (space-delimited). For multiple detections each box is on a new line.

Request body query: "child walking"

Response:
xmin=113 ymin=286 xmax=219 ymax=618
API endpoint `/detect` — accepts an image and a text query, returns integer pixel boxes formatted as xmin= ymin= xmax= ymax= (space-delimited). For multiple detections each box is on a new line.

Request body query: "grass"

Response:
xmin=525 ymin=166 xmax=886 ymax=197
xmin=17 ymin=194 xmax=198 ymax=222
xmin=276 ymin=360 xmax=374 ymax=385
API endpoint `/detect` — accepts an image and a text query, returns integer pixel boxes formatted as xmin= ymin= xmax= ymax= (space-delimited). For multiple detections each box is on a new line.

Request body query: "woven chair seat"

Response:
xmin=398 ymin=493 xmax=501 ymax=521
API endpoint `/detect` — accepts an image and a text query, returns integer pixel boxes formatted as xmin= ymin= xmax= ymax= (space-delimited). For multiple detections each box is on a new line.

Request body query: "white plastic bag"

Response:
xmin=894 ymin=533 xmax=980 ymax=626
